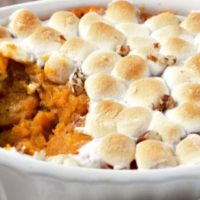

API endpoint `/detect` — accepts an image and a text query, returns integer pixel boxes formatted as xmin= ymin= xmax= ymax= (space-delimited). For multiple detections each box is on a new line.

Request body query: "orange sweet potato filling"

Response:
xmin=72 ymin=5 xmax=105 ymax=18
xmin=0 ymin=59 xmax=92 ymax=156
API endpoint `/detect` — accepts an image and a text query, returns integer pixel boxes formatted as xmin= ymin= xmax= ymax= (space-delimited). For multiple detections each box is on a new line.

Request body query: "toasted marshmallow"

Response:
xmin=0 ymin=41 xmax=33 ymax=64
xmin=81 ymin=50 xmax=121 ymax=75
xmin=136 ymin=140 xmax=178 ymax=169
xmin=9 ymin=9 xmax=42 ymax=38
xmin=85 ymin=100 xmax=124 ymax=137
xmin=24 ymin=26 xmax=65 ymax=58
xmin=98 ymin=133 xmax=135 ymax=169
xmin=85 ymin=73 xmax=126 ymax=101
xmin=147 ymin=54 xmax=177 ymax=76
xmin=127 ymin=36 xmax=157 ymax=52
xmin=74 ymin=139 xmax=102 ymax=168
xmin=176 ymin=134 xmax=200 ymax=165
xmin=151 ymin=25 xmax=181 ymax=44
xmin=172 ymin=83 xmax=200 ymax=105
xmin=0 ymin=26 xmax=11 ymax=41
xmin=145 ymin=12 xmax=179 ymax=31
xmin=129 ymin=48 xmax=159 ymax=63
xmin=162 ymin=66 xmax=200 ymax=89
xmin=160 ymin=37 xmax=195 ymax=61
xmin=149 ymin=111 xmax=185 ymax=144
xmin=116 ymin=22 xmax=149 ymax=38
xmin=86 ymin=22 xmax=125 ymax=50
xmin=147 ymin=60 xmax=164 ymax=76
xmin=185 ymin=53 xmax=200 ymax=74
xmin=112 ymin=55 xmax=149 ymax=83
xmin=60 ymin=37 xmax=94 ymax=63
xmin=44 ymin=52 xmax=74 ymax=84
xmin=79 ymin=12 xmax=105 ymax=39
xmin=104 ymin=0 xmax=136 ymax=24
xmin=48 ymin=11 xmax=79 ymax=39
xmin=166 ymin=101 xmax=200 ymax=132
xmin=181 ymin=12 xmax=200 ymax=34
xmin=124 ymin=77 xmax=169 ymax=109
xmin=194 ymin=33 xmax=200 ymax=45
xmin=116 ymin=106 xmax=152 ymax=137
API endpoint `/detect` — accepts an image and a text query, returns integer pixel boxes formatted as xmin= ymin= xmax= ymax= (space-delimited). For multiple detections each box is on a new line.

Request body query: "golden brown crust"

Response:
xmin=25 ymin=26 xmax=65 ymax=56
xmin=9 ymin=9 xmax=42 ymax=38
xmin=175 ymin=102 xmax=200 ymax=119
xmin=82 ymin=50 xmax=121 ymax=75
xmin=181 ymin=12 xmax=200 ymax=34
xmin=60 ymin=37 xmax=93 ymax=62
xmin=176 ymin=134 xmax=200 ymax=164
xmin=0 ymin=41 xmax=33 ymax=64
xmin=85 ymin=73 xmax=126 ymax=101
xmin=85 ymin=100 xmax=124 ymax=137
xmin=136 ymin=140 xmax=178 ymax=169
xmin=125 ymin=77 xmax=169 ymax=108
xmin=151 ymin=25 xmax=181 ymax=43
xmin=112 ymin=55 xmax=148 ymax=82
xmin=145 ymin=12 xmax=179 ymax=31
xmin=29 ymin=26 xmax=65 ymax=46
xmin=172 ymin=83 xmax=200 ymax=104
xmin=0 ymin=26 xmax=11 ymax=41
xmin=149 ymin=111 xmax=185 ymax=144
xmin=86 ymin=22 xmax=125 ymax=50
xmin=99 ymin=133 xmax=135 ymax=168
xmin=44 ymin=53 xmax=74 ymax=84
xmin=166 ymin=101 xmax=200 ymax=132
xmin=105 ymin=0 xmax=136 ymax=24
xmin=185 ymin=53 xmax=200 ymax=73
xmin=48 ymin=11 xmax=79 ymax=38
xmin=79 ymin=12 xmax=105 ymax=38
xmin=161 ymin=37 xmax=194 ymax=58
xmin=116 ymin=106 xmax=152 ymax=137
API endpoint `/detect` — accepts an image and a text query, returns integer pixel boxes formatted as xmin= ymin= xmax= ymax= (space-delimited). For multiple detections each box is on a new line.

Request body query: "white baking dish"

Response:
xmin=0 ymin=0 xmax=200 ymax=200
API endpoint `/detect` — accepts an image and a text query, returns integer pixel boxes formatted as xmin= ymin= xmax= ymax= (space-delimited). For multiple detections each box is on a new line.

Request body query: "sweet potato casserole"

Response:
xmin=1 ymin=0 xmax=200 ymax=170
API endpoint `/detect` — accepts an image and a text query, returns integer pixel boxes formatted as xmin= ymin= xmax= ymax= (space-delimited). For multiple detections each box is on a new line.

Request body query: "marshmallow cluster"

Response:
xmin=2 ymin=0 xmax=200 ymax=170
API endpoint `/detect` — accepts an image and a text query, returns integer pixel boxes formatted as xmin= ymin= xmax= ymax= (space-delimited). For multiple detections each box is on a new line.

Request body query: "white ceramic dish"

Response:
xmin=1 ymin=0 xmax=200 ymax=199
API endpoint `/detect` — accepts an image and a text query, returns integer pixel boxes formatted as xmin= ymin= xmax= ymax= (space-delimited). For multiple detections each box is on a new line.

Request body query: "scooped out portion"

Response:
xmin=0 ymin=59 xmax=91 ymax=156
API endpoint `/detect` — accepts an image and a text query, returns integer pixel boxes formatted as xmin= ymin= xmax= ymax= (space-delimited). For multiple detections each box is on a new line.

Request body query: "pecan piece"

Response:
xmin=136 ymin=130 xmax=162 ymax=144
xmin=70 ymin=67 xmax=86 ymax=96
xmin=153 ymin=95 xmax=176 ymax=112
xmin=147 ymin=54 xmax=158 ymax=62
xmin=158 ymin=55 xmax=177 ymax=67
xmin=116 ymin=44 xmax=130 ymax=57
xmin=153 ymin=42 xmax=160 ymax=49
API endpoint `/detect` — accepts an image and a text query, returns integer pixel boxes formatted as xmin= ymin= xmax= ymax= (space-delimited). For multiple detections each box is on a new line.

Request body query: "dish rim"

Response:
xmin=0 ymin=0 xmax=200 ymax=182
xmin=1 ymin=148 xmax=200 ymax=183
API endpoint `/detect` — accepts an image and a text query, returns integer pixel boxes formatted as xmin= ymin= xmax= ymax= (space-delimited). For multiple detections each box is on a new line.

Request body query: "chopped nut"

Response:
xmin=137 ymin=10 xmax=153 ymax=23
xmin=147 ymin=54 xmax=176 ymax=68
xmin=136 ymin=130 xmax=162 ymax=144
xmin=158 ymin=55 xmax=177 ymax=67
xmin=116 ymin=44 xmax=130 ymax=57
xmin=153 ymin=42 xmax=160 ymax=49
xmin=147 ymin=54 xmax=158 ymax=62
xmin=70 ymin=67 xmax=86 ymax=96
xmin=153 ymin=95 xmax=177 ymax=112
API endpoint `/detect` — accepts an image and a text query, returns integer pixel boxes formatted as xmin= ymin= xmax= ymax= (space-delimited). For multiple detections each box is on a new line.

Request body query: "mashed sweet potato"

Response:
xmin=0 ymin=58 xmax=91 ymax=155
